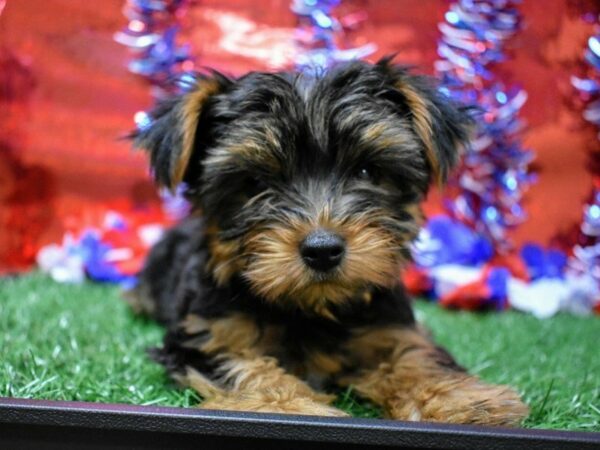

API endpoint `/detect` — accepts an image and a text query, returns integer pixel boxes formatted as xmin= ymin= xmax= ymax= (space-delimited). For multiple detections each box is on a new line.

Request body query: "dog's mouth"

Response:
xmin=309 ymin=270 xmax=343 ymax=283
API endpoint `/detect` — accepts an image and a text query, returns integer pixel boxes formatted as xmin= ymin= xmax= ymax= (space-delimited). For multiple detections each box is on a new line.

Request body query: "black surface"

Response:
xmin=0 ymin=397 xmax=598 ymax=449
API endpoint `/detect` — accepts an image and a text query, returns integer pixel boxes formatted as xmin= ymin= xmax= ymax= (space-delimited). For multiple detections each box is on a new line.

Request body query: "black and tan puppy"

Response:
xmin=128 ymin=58 xmax=528 ymax=425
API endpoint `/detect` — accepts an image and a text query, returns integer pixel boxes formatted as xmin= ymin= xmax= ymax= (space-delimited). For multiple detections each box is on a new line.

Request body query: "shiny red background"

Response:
xmin=0 ymin=0 xmax=597 ymax=272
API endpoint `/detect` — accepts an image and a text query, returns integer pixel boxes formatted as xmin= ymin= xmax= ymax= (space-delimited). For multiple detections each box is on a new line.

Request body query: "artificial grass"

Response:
xmin=0 ymin=273 xmax=598 ymax=431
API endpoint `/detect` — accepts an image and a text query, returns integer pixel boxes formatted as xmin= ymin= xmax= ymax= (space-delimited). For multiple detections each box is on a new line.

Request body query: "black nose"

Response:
xmin=300 ymin=229 xmax=345 ymax=272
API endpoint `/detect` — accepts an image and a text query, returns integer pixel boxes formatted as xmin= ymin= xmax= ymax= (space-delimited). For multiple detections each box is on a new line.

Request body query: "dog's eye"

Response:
xmin=355 ymin=166 xmax=379 ymax=183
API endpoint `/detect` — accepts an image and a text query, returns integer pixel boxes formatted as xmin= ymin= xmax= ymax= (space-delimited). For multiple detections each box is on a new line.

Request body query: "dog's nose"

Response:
xmin=300 ymin=229 xmax=345 ymax=272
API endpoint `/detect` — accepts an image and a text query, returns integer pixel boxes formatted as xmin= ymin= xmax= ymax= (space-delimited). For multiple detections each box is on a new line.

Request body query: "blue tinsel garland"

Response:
xmin=436 ymin=0 xmax=535 ymax=251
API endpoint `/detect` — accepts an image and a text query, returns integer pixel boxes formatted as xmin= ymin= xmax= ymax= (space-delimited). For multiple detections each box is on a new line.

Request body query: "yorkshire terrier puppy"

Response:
xmin=127 ymin=58 xmax=528 ymax=425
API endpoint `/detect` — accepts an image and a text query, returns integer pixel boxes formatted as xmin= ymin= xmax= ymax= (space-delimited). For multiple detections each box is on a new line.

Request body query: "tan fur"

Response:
xmin=183 ymin=312 xmax=349 ymax=381
xmin=203 ymin=126 xmax=283 ymax=174
xmin=217 ymin=139 xmax=281 ymax=171
xmin=206 ymin=224 xmax=243 ymax=286
xmin=122 ymin=285 xmax=155 ymax=317
xmin=180 ymin=313 xmax=281 ymax=358
xmin=242 ymin=207 xmax=413 ymax=314
xmin=264 ymin=126 xmax=282 ymax=154
xmin=341 ymin=113 xmax=416 ymax=156
xmin=362 ymin=122 xmax=388 ymax=142
xmin=394 ymin=81 xmax=443 ymax=185
xmin=183 ymin=366 xmax=347 ymax=416
xmin=339 ymin=326 xmax=529 ymax=426
xmin=176 ymin=313 xmax=347 ymax=416
xmin=306 ymin=351 xmax=346 ymax=377
xmin=405 ymin=203 xmax=425 ymax=228
xmin=199 ymin=314 xmax=262 ymax=356
xmin=181 ymin=314 xmax=209 ymax=334
xmin=362 ymin=290 xmax=373 ymax=304
xmin=174 ymin=79 xmax=222 ymax=188
xmin=360 ymin=121 xmax=417 ymax=153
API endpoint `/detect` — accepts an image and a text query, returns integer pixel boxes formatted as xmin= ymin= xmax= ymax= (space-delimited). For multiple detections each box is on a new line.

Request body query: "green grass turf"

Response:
xmin=1 ymin=273 xmax=598 ymax=431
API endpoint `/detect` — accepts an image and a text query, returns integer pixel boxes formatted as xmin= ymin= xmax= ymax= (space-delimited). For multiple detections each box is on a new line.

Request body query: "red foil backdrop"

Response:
xmin=0 ymin=0 xmax=597 ymax=273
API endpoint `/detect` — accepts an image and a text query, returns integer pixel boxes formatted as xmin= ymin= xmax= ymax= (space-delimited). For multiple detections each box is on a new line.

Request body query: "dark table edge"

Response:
xmin=0 ymin=397 xmax=598 ymax=449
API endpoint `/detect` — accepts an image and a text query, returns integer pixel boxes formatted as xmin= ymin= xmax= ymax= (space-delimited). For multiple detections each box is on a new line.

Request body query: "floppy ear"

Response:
xmin=377 ymin=58 xmax=473 ymax=186
xmin=132 ymin=74 xmax=228 ymax=190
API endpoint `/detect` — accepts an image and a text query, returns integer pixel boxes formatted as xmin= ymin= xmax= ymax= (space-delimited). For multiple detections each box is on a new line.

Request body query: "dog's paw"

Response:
xmin=183 ymin=367 xmax=348 ymax=417
xmin=389 ymin=377 xmax=528 ymax=427
xmin=200 ymin=390 xmax=349 ymax=417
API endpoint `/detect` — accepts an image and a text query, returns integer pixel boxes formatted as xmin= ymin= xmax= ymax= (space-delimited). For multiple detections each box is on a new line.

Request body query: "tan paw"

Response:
xmin=200 ymin=390 xmax=349 ymax=417
xmin=389 ymin=378 xmax=529 ymax=427
xmin=182 ymin=368 xmax=348 ymax=417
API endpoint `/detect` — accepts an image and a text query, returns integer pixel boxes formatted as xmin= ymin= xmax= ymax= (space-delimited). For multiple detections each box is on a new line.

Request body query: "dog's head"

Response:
xmin=134 ymin=58 xmax=471 ymax=313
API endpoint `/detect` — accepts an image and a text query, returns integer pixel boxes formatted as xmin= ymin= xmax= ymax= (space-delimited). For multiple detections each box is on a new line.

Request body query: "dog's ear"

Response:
xmin=132 ymin=74 xmax=229 ymax=190
xmin=377 ymin=57 xmax=473 ymax=186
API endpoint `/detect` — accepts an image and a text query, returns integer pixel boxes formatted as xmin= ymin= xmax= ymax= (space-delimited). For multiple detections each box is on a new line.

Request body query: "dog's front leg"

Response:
xmin=179 ymin=354 xmax=348 ymax=417
xmin=340 ymin=326 xmax=528 ymax=426
xmin=158 ymin=313 xmax=348 ymax=417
